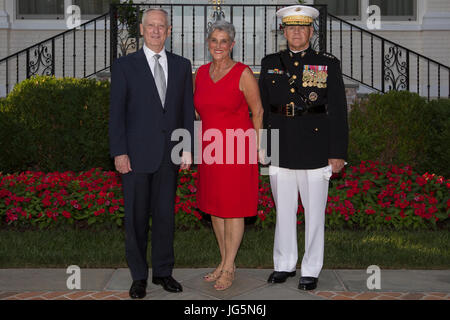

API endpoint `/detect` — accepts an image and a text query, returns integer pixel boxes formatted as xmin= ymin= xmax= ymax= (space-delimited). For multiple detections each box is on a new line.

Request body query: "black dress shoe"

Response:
xmin=152 ymin=275 xmax=183 ymax=293
xmin=298 ymin=277 xmax=318 ymax=290
xmin=129 ymin=280 xmax=147 ymax=299
xmin=267 ymin=271 xmax=296 ymax=283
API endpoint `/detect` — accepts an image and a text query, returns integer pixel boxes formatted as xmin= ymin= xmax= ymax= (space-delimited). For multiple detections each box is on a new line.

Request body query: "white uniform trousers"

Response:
xmin=269 ymin=165 xmax=331 ymax=278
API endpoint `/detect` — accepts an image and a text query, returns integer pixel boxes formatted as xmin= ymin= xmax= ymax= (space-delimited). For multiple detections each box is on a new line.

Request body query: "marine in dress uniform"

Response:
xmin=259 ymin=5 xmax=348 ymax=290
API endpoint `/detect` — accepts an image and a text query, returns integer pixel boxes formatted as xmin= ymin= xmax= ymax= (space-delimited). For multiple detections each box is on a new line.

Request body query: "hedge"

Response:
xmin=0 ymin=76 xmax=112 ymax=173
xmin=349 ymin=91 xmax=450 ymax=178
xmin=1 ymin=76 xmax=449 ymax=178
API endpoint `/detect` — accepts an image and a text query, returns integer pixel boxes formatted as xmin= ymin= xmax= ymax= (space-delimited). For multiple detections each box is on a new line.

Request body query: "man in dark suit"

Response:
xmin=259 ymin=5 xmax=348 ymax=291
xmin=109 ymin=8 xmax=195 ymax=299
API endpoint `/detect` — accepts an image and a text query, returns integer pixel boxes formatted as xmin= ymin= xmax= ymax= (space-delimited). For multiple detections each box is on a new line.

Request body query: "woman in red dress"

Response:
xmin=194 ymin=20 xmax=264 ymax=290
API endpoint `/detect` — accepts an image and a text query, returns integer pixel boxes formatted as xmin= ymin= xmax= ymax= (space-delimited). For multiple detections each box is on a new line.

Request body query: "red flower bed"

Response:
xmin=324 ymin=161 xmax=449 ymax=230
xmin=0 ymin=161 xmax=448 ymax=230
xmin=0 ymin=169 xmax=124 ymax=228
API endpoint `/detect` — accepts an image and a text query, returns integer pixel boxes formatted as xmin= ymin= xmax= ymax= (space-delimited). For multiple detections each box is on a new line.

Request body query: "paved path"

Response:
xmin=0 ymin=268 xmax=449 ymax=300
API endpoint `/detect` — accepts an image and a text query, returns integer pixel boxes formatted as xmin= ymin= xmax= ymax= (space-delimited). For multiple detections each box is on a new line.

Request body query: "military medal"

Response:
xmin=312 ymin=72 xmax=318 ymax=87
xmin=268 ymin=69 xmax=285 ymax=75
xmin=303 ymin=65 xmax=314 ymax=87
xmin=317 ymin=72 xmax=324 ymax=88
xmin=303 ymin=65 xmax=329 ymax=88
xmin=309 ymin=92 xmax=318 ymax=102
xmin=303 ymin=66 xmax=315 ymax=87
xmin=317 ymin=66 xmax=328 ymax=88
xmin=302 ymin=70 xmax=309 ymax=87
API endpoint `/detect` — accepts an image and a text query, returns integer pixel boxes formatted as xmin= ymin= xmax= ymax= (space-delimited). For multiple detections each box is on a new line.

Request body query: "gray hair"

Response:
xmin=141 ymin=8 xmax=170 ymax=26
xmin=207 ymin=20 xmax=236 ymax=42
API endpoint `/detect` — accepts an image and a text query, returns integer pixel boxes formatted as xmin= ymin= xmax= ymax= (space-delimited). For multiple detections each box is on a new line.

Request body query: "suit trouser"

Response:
xmin=269 ymin=165 xmax=331 ymax=278
xmin=121 ymin=146 xmax=178 ymax=281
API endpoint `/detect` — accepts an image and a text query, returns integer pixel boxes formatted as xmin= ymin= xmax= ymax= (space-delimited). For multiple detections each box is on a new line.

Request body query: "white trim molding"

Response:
xmin=0 ymin=9 xmax=10 ymax=28
xmin=320 ymin=0 xmax=445 ymax=32
xmin=6 ymin=0 xmax=111 ymax=30
xmin=421 ymin=12 xmax=450 ymax=30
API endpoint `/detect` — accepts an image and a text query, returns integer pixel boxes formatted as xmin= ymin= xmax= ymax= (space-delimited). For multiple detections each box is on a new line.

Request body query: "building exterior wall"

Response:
xmin=1 ymin=0 xmax=449 ymax=62
xmin=427 ymin=0 xmax=450 ymax=11
xmin=0 ymin=0 xmax=449 ymax=97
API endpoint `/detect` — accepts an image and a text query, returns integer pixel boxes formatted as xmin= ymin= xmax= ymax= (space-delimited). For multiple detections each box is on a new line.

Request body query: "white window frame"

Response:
xmin=72 ymin=0 xmax=111 ymax=20
xmin=311 ymin=0 xmax=427 ymax=31
xmin=360 ymin=0 xmax=425 ymax=30
xmin=7 ymin=0 xmax=117 ymax=30
xmin=312 ymin=0 xmax=420 ymax=24
xmin=15 ymin=0 xmax=110 ymax=20
xmin=368 ymin=0 xmax=417 ymax=21
xmin=313 ymin=0 xmax=361 ymax=21
xmin=16 ymin=0 xmax=65 ymax=20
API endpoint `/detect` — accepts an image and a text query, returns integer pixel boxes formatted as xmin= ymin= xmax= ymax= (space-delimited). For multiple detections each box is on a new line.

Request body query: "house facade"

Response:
xmin=0 ymin=0 xmax=449 ymax=98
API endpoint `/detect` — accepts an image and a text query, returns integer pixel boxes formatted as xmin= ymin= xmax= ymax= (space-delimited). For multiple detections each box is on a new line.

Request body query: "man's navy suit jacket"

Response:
xmin=109 ymin=48 xmax=195 ymax=173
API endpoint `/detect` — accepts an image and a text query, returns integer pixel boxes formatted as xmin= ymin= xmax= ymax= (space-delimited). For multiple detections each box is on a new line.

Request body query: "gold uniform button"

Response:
xmin=290 ymin=88 xmax=295 ymax=93
xmin=272 ymin=80 xmax=275 ymax=84
xmin=314 ymin=128 xmax=319 ymax=132
xmin=294 ymin=61 xmax=299 ymax=67
xmin=292 ymin=75 xmax=297 ymax=79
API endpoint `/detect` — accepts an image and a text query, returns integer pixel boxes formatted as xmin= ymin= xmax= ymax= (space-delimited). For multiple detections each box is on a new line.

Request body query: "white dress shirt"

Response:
xmin=143 ymin=44 xmax=168 ymax=85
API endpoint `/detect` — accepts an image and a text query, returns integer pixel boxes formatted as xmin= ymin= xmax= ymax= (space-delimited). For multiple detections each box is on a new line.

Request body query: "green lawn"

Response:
xmin=0 ymin=226 xmax=449 ymax=269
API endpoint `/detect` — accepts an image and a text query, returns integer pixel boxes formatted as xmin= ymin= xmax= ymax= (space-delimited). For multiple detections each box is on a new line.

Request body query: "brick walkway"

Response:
xmin=1 ymin=290 xmax=449 ymax=300
xmin=312 ymin=291 xmax=450 ymax=300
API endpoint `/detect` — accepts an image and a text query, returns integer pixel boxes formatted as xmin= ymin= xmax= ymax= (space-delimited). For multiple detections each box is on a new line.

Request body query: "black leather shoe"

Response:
xmin=267 ymin=271 xmax=296 ymax=283
xmin=152 ymin=275 xmax=183 ymax=293
xmin=129 ymin=280 xmax=147 ymax=299
xmin=298 ymin=277 xmax=318 ymax=291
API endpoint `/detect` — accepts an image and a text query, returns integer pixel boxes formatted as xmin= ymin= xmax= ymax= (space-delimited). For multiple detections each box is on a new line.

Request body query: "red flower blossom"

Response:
xmin=416 ymin=176 xmax=427 ymax=187
xmin=62 ymin=211 xmax=71 ymax=219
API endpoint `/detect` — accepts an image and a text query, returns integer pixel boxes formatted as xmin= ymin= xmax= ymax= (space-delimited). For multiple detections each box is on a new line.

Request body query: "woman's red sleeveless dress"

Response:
xmin=194 ymin=62 xmax=258 ymax=218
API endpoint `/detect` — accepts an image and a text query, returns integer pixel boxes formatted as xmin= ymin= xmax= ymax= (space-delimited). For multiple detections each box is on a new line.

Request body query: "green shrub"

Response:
xmin=419 ymin=99 xmax=450 ymax=177
xmin=0 ymin=100 xmax=34 ymax=173
xmin=348 ymin=91 xmax=449 ymax=178
xmin=1 ymin=78 xmax=448 ymax=180
xmin=0 ymin=76 xmax=113 ymax=173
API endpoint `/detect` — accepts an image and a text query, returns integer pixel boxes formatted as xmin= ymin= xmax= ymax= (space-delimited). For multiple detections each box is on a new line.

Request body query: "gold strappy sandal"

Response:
xmin=214 ymin=269 xmax=234 ymax=291
xmin=214 ymin=265 xmax=236 ymax=291
xmin=203 ymin=266 xmax=223 ymax=282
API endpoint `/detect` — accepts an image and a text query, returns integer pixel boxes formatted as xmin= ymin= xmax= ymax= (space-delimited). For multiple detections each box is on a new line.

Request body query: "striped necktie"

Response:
xmin=153 ymin=54 xmax=166 ymax=106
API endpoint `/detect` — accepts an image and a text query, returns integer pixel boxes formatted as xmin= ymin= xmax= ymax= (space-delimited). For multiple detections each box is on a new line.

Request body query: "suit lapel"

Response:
xmin=133 ymin=49 xmax=163 ymax=109
xmin=164 ymin=50 xmax=176 ymax=110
